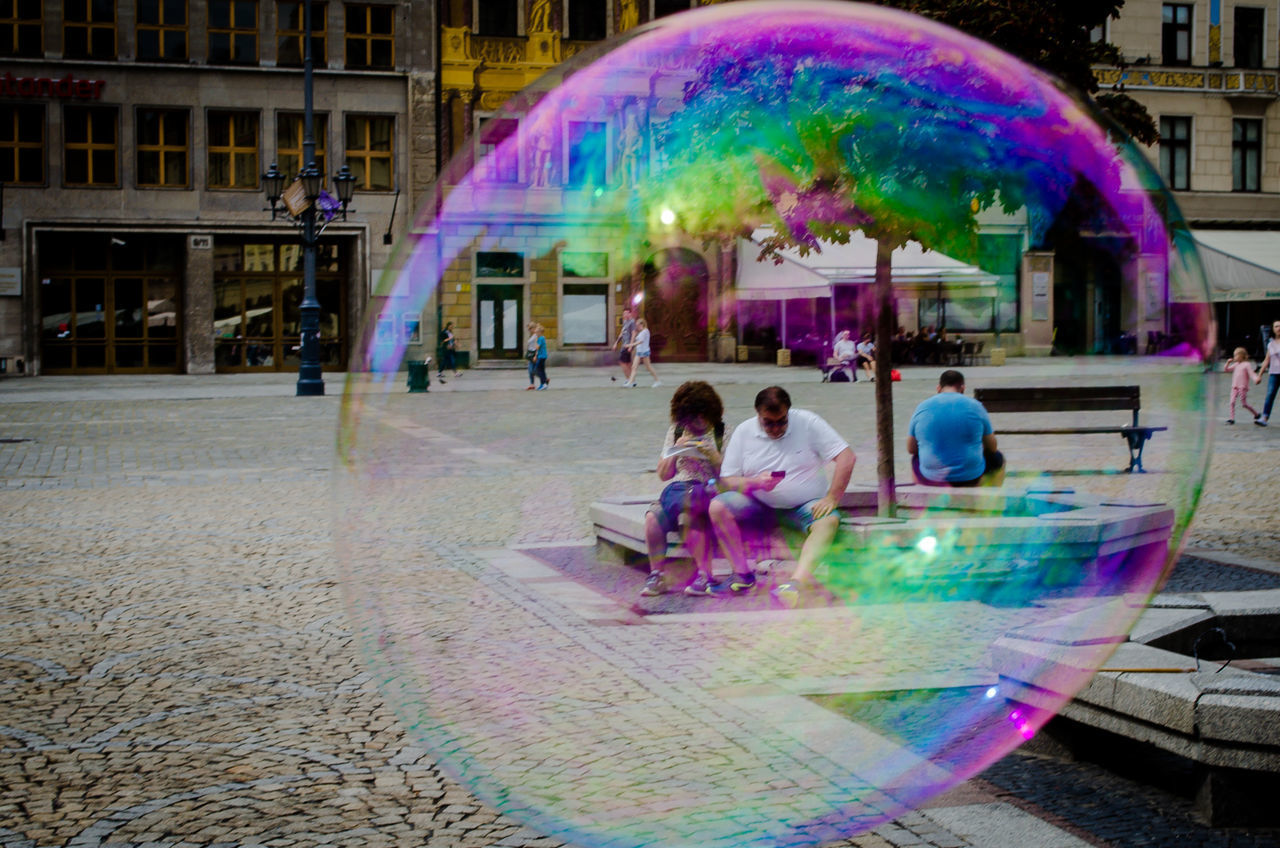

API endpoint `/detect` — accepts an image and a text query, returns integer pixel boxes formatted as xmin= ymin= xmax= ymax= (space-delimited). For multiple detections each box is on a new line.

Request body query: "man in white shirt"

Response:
xmin=708 ymin=386 xmax=855 ymax=607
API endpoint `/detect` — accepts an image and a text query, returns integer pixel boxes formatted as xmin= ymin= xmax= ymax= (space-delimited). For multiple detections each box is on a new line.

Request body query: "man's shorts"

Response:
xmin=620 ymin=350 xmax=632 ymax=363
xmin=648 ymin=480 xmax=713 ymax=534
xmin=710 ymin=491 xmax=837 ymax=534
xmin=911 ymin=450 xmax=1004 ymax=487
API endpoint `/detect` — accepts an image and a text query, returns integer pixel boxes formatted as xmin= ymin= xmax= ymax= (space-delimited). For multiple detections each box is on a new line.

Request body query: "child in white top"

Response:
xmin=1225 ymin=346 xmax=1261 ymax=424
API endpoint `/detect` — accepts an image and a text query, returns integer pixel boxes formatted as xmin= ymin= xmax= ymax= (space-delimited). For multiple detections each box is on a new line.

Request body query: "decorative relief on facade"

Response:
xmin=1209 ymin=24 xmax=1221 ymax=65
xmin=619 ymin=0 xmax=638 ymax=33
xmin=474 ymin=37 xmax=525 ymax=65
xmin=479 ymin=90 xmax=514 ymax=111
xmin=1147 ymin=71 xmax=1205 ymax=88
xmin=1095 ymin=69 xmax=1122 ymax=86
xmin=529 ymin=0 xmax=553 ymax=32
xmin=443 ymin=27 xmax=474 ymax=62
xmin=1208 ymin=73 xmax=1223 ymax=88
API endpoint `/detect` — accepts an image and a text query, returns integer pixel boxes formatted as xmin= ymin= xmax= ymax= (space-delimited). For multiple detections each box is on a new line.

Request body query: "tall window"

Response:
xmin=64 ymin=0 xmax=115 ymax=59
xmin=0 ymin=0 xmax=41 ymax=57
xmin=208 ymin=111 xmax=259 ymax=189
xmin=0 ymin=104 xmax=44 ymax=184
xmin=655 ymin=0 xmax=691 ymax=19
xmin=1234 ymin=7 xmax=1264 ymax=68
xmin=276 ymin=1 xmax=325 ymax=67
xmin=209 ymin=0 xmax=258 ymax=64
xmin=1159 ymin=116 xmax=1191 ymax=191
xmin=136 ymin=108 xmax=188 ymax=187
xmin=137 ymin=0 xmax=187 ymax=61
xmin=277 ymin=113 xmax=327 ymax=184
xmin=344 ymin=3 xmax=392 ymax=69
xmin=476 ymin=0 xmax=517 ymax=36
xmin=1233 ymin=118 xmax=1262 ymax=192
xmin=64 ymin=106 xmax=118 ymax=186
xmin=567 ymin=120 xmax=606 ymax=187
xmin=1162 ymin=4 xmax=1192 ymax=65
xmin=567 ymin=0 xmax=605 ymax=40
xmin=345 ymin=114 xmax=392 ymax=190
xmin=478 ymin=116 xmax=519 ymax=183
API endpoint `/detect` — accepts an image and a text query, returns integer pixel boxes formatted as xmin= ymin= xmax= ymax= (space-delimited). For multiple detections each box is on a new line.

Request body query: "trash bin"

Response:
xmin=776 ymin=348 xmax=791 ymax=367
xmin=406 ymin=358 xmax=431 ymax=392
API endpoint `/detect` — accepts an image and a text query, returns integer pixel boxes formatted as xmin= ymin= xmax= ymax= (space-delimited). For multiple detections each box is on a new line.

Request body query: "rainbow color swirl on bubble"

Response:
xmin=335 ymin=3 xmax=1214 ymax=847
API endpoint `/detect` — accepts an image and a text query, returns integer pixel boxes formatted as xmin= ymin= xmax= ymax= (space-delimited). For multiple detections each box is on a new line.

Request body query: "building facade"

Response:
xmin=0 ymin=1 xmax=436 ymax=377
xmin=1096 ymin=0 xmax=1280 ymax=353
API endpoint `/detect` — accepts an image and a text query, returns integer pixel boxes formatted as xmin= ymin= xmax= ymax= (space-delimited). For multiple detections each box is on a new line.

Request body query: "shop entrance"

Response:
xmin=213 ymin=241 xmax=347 ymax=371
xmin=39 ymin=234 xmax=182 ymax=373
xmin=477 ymin=284 xmax=524 ymax=360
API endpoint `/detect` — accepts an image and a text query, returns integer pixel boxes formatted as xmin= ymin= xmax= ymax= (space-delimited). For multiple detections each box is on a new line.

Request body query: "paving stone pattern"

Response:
xmin=1 ymin=361 xmax=1277 ymax=847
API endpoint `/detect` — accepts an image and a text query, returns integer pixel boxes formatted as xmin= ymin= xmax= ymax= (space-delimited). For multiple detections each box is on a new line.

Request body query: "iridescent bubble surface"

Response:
xmin=335 ymin=3 xmax=1214 ymax=846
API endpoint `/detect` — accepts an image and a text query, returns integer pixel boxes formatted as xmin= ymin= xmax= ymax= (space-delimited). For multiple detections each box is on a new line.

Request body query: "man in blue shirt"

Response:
xmin=907 ymin=370 xmax=1005 ymax=487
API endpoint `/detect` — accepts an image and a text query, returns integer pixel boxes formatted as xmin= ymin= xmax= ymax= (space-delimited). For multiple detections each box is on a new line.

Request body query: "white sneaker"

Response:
xmin=651 ymin=381 xmax=662 ymax=387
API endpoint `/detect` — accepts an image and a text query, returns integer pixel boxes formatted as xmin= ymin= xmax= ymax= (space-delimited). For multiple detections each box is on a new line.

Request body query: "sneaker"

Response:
xmin=1256 ymin=416 xmax=1268 ymax=427
xmin=525 ymin=385 xmax=535 ymax=391
xmin=640 ymin=572 xmax=668 ymax=596
xmin=651 ymin=381 xmax=662 ymax=388
xmin=536 ymin=384 xmax=548 ymax=391
xmin=684 ymin=574 xmax=714 ymax=596
xmin=710 ymin=572 xmax=757 ymax=595
xmin=1227 ymin=419 xmax=1235 ymax=425
xmin=771 ymin=582 xmax=801 ymax=608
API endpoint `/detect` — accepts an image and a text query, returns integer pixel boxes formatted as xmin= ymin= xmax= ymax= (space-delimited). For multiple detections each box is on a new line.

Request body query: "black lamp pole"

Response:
xmin=296 ymin=0 xmax=323 ymax=396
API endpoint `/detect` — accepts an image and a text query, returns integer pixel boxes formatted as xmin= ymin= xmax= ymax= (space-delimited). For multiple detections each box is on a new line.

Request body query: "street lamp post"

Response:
xmin=261 ymin=0 xmax=356 ymax=396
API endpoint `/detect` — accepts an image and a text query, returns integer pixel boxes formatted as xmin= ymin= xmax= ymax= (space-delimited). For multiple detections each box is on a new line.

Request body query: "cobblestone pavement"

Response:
xmin=1 ymin=359 xmax=1277 ymax=847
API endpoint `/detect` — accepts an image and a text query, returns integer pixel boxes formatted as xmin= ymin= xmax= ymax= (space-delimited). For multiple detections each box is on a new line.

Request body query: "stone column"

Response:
xmin=184 ymin=234 xmax=215 ymax=374
xmin=1022 ymin=251 xmax=1054 ymax=356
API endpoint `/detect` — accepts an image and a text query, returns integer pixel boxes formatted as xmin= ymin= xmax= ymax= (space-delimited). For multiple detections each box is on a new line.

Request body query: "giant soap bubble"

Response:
xmin=336 ymin=2 xmax=1214 ymax=846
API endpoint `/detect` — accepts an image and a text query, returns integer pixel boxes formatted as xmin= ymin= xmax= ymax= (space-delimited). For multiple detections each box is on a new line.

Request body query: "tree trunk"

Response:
xmin=874 ymin=237 xmax=896 ymax=518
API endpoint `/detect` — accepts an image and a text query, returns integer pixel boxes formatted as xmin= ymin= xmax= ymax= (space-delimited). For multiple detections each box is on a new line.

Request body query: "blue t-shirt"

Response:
xmin=536 ymin=335 xmax=548 ymax=359
xmin=908 ymin=391 xmax=992 ymax=482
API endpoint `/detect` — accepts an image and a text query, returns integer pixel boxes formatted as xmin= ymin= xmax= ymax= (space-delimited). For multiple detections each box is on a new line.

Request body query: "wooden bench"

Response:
xmin=972 ymin=385 xmax=1167 ymax=473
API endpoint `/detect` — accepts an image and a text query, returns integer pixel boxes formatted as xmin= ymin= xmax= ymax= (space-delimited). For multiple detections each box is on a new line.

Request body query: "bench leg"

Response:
xmin=1123 ymin=431 xmax=1149 ymax=473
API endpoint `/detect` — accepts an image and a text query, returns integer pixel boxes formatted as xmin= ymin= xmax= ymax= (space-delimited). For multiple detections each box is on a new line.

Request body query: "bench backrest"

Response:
xmin=973 ymin=385 xmax=1141 ymax=414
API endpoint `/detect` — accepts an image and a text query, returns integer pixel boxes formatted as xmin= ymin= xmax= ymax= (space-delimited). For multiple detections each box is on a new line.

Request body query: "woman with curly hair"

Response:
xmin=641 ymin=381 xmax=732 ymax=597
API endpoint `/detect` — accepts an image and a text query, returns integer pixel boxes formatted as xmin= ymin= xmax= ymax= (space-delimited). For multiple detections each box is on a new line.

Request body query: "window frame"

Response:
xmin=276 ymin=111 xmax=328 ymax=185
xmin=1232 ymin=118 xmax=1262 ymax=192
xmin=344 ymin=113 xmax=394 ymax=191
xmin=560 ymin=250 xmax=612 ymax=346
xmin=0 ymin=0 xmax=42 ymax=58
xmin=1233 ymin=6 xmax=1265 ymax=69
xmin=207 ymin=109 xmax=261 ymax=190
xmin=208 ymin=0 xmax=260 ymax=65
xmin=135 ymin=107 xmax=190 ymax=189
xmin=344 ymin=3 xmax=394 ymax=69
xmin=1158 ymin=115 xmax=1192 ymax=191
xmin=0 ymin=103 xmax=46 ymax=185
xmin=63 ymin=0 xmax=117 ymax=60
xmin=136 ymin=0 xmax=188 ymax=61
xmin=476 ymin=114 xmax=520 ymax=184
xmin=63 ymin=104 xmax=119 ymax=188
xmin=566 ymin=119 xmax=608 ymax=188
xmin=276 ymin=0 xmax=326 ymax=67
xmin=566 ymin=0 xmax=606 ymax=40
xmin=1161 ymin=3 xmax=1193 ymax=66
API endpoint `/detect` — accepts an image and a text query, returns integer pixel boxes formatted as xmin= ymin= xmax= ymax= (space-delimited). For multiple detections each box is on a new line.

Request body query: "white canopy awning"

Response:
xmin=1192 ymin=230 xmax=1280 ymax=302
xmin=735 ymin=229 xmax=999 ymax=301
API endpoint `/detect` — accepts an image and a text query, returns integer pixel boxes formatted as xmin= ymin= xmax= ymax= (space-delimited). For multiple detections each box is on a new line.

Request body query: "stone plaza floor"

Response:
xmin=2 ymin=358 xmax=1279 ymax=847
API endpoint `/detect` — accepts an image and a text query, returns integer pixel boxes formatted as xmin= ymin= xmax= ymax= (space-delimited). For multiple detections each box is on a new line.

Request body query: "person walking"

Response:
xmin=1256 ymin=320 xmax=1280 ymax=426
xmin=437 ymin=321 xmax=462 ymax=381
xmin=525 ymin=322 xmax=540 ymax=391
xmin=611 ymin=307 xmax=636 ymax=383
xmin=534 ymin=323 xmax=550 ymax=390
xmin=626 ymin=318 xmax=661 ymax=387
xmin=1226 ymin=346 xmax=1262 ymax=425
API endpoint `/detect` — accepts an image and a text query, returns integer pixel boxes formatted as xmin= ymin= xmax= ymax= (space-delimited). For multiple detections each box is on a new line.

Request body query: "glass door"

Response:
xmin=477 ymin=284 xmax=523 ymax=360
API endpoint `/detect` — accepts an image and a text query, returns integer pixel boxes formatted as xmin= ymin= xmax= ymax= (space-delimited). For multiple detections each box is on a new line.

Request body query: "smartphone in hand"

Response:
xmin=771 ymin=470 xmax=786 ymax=478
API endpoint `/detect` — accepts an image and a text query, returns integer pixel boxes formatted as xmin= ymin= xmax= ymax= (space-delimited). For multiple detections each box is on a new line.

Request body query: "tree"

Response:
xmin=635 ymin=8 xmax=1132 ymax=514
xmin=877 ymin=0 xmax=1159 ymax=145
